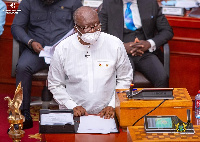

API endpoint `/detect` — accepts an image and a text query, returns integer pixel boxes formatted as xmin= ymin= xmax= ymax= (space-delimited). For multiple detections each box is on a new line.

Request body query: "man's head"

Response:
xmin=73 ymin=6 xmax=101 ymax=45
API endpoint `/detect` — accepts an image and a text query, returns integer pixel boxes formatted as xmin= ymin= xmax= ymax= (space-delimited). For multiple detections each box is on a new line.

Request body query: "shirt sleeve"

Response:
xmin=48 ymin=44 xmax=77 ymax=109
xmin=11 ymin=0 xmax=31 ymax=45
xmin=116 ymin=40 xmax=133 ymax=89
xmin=0 ymin=1 xmax=6 ymax=36
xmin=147 ymin=39 xmax=156 ymax=52
xmin=108 ymin=91 xmax=115 ymax=108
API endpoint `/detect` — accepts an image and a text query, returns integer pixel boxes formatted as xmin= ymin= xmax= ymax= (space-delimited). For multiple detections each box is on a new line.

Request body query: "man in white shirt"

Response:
xmin=48 ymin=6 xmax=132 ymax=119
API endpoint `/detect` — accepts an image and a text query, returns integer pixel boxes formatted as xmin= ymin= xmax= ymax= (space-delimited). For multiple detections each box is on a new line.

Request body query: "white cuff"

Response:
xmin=64 ymin=100 xmax=78 ymax=109
xmin=147 ymin=39 xmax=156 ymax=52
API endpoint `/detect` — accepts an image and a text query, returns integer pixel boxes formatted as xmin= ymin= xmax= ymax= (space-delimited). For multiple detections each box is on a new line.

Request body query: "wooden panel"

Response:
xmin=166 ymin=13 xmax=200 ymax=99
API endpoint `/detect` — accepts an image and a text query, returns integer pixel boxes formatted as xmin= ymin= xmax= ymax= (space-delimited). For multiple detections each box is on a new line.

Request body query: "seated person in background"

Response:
xmin=11 ymin=0 xmax=82 ymax=129
xmin=99 ymin=0 xmax=174 ymax=87
xmin=48 ymin=6 xmax=133 ymax=119
xmin=0 ymin=0 xmax=6 ymax=36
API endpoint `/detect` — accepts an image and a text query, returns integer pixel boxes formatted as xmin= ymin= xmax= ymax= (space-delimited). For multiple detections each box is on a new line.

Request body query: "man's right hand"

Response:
xmin=31 ymin=41 xmax=44 ymax=54
xmin=73 ymin=106 xmax=88 ymax=117
xmin=124 ymin=42 xmax=137 ymax=55
xmin=124 ymin=38 xmax=143 ymax=56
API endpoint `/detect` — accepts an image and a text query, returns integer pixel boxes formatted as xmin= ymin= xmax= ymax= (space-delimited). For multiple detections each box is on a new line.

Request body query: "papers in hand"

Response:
xmin=39 ymin=28 xmax=74 ymax=64
xmin=77 ymin=115 xmax=118 ymax=134
xmin=40 ymin=113 xmax=74 ymax=125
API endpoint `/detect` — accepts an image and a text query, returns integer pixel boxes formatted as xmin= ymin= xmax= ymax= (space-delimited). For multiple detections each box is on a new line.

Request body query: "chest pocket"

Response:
xmin=94 ymin=60 xmax=115 ymax=77
xmin=56 ymin=6 xmax=72 ymax=24
xmin=30 ymin=12 xmax=47 ymax=22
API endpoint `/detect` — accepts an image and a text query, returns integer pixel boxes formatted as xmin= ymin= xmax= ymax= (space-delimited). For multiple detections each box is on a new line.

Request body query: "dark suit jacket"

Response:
xmin=99 ymin=0 xmax=173 ymax=49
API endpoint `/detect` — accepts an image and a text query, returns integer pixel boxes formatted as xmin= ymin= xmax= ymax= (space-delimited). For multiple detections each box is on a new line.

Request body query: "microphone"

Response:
xmin=187 ymin=109 xmax=191 ymax=124
xmin=129 ymin=83 xmax=134 ymax=96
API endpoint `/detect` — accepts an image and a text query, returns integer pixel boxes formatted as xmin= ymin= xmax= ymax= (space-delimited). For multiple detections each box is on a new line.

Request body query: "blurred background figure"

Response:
xmin=0 ymin=0 xmax=6 ymax=36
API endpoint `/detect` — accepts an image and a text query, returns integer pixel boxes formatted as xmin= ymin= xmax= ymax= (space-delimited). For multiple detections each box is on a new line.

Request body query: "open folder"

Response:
xmin=39 ymin=109 xmax=119 ymax=134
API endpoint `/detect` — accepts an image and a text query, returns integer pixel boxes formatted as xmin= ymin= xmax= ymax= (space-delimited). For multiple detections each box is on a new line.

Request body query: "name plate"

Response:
xmin=162 ymin=7 xmax=185 ymax=16
xmin=83 ymin=0 xmax=102 ymax=8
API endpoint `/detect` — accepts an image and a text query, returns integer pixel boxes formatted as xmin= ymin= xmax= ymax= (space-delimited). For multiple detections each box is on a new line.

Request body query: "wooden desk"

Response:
xmin=41 ymin=112 xmax=198 ymax=142
xmin=42 ymin=128 xmax=127 ymax=142
xmin=127 ymin=125 xmax=200 ymax=142
xmin=115 ymin=88 xmax=193 ymax=128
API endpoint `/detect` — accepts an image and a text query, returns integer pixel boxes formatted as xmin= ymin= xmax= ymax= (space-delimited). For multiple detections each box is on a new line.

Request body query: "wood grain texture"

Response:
xmin=115 ymin=88 xmax=193 ymax=127
xmin=127 ymin=125 xmax=200 ymax=142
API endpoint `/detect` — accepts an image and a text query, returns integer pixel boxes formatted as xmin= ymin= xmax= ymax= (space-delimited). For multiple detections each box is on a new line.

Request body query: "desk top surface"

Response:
xmin=116 ymin=88 xmax=192 ymax=108
xmin=127 ymin=125 xmax=200 ymax=142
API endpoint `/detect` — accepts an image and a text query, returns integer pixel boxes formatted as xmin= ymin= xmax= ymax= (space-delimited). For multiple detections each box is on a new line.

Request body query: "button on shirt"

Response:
xmin=123 ymin=0 xmax=156 ymax=52
xmin=11 ymin=0 xmax=82 ymax=47
xmin=48 ymin=32 xmax=133 ymax=114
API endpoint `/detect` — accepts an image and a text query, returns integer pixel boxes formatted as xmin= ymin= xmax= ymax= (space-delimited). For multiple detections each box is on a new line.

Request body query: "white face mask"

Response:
xmin=76 ymin=27 xmax=101 ymax=45
xmin=80 ymin=31 xmax=101 ymax=45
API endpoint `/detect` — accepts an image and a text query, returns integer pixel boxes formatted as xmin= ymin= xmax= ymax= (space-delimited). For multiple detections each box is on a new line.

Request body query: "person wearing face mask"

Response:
xmin=11 ymin=0 xmax=82 ymax=129
xmin=99 ymin=0 xmax=174 ymax=87
xmin=48 ymin=6 xmax=133 ymax=119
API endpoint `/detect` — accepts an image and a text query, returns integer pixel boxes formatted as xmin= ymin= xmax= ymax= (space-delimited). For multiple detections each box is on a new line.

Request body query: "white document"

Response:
xmin=77 ymin=115 xmax=118 ymax=134
xmin=83 ymin=0 xmax=103 ymax=7
xmin=40 ymin=113 xmax=74 ymax=125
xmin=39 ymin=28 xmax=74 ymax=64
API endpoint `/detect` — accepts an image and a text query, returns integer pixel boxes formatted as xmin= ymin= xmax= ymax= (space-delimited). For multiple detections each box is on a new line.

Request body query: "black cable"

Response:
xmin=132 ymin=99 xmax=167 ymax=126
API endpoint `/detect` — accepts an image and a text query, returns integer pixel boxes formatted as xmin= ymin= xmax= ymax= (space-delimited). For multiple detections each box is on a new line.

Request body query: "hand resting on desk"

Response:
xmin=97 ymin=106 xmax=115 ymax=119
xmin=73 ymin=106 xmax=88 ymax=117
xmin=73 ymin=106 xmax=115 ymax=119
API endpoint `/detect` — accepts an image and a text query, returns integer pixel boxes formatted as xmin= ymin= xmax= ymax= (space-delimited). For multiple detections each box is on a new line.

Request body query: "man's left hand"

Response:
xmin=97 ymin=106 xmax=115 ymax=119
xmin=132 ymin=40 xmax=151 ymax=56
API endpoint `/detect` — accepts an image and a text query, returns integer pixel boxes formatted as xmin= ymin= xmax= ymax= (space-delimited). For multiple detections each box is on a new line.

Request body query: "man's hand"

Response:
xmin=124 ymin=42 xmax=138 ymax=55
xmin=123 ymin=38 xmax=151 ymax=56
xmin=73 ymin=106 xmax=88 ymax=117
xmin=133 ymin=40 xmax=151 ymax=56
xmin=31 ymin=41 xmax=44 ymax=54
xmin=97 ymin=106 xmax=115 ymax=119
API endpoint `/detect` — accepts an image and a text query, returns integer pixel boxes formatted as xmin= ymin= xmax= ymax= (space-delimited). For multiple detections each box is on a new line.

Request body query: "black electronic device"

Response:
xmin=126 ymin=88 xmax=174 ymax=100
xmin=144 ymin=110 xmax=194 ymax=134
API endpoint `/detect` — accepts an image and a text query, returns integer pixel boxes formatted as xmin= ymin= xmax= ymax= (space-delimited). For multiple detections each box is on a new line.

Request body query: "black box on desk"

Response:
xmin=39 ymin=109 xmax=80 ymax=133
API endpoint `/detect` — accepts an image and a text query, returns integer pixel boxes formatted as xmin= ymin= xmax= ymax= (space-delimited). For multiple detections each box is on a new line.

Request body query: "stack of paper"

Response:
xmin=40 ymin=113 xmax=74 ymax=125
xmin=77 ymin=115 xmax=118 ymax=134
xmin=39 ymin=29 xmax=74 ymax=64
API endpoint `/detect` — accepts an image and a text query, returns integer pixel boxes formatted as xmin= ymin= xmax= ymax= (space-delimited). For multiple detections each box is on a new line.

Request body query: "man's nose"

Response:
xmin=90 ymin=27 xmax=95 ymax=32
